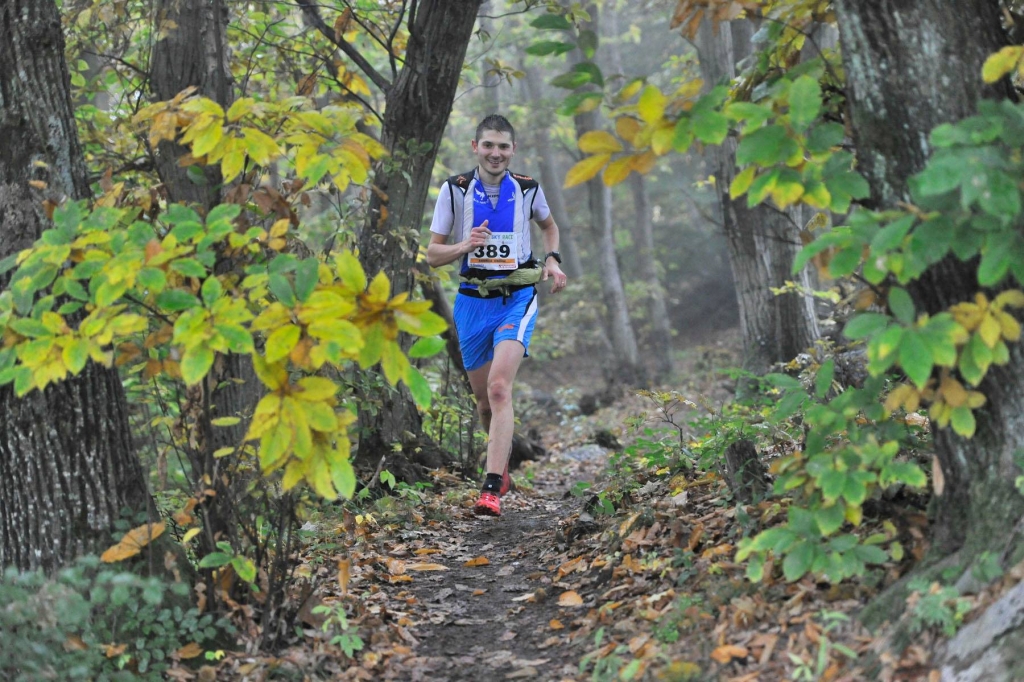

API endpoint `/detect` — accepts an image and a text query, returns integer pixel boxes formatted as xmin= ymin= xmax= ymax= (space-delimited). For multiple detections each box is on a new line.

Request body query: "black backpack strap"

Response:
xmin=510 ymin=172 xmax=539 ymax=219
xmin=446 ymin=169 xmax=476 ymax=217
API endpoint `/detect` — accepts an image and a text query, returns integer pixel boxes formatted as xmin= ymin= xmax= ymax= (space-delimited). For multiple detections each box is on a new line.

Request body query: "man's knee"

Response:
xmin=487 ymin=377 xmax=513 ymax=407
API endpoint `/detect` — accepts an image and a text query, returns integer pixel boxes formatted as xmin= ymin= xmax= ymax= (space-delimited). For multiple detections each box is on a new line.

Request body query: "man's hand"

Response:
xmin=464 ymin=219 xmax=490 ymax=253
xmin=543 ymin=260 xmax=567 ymax=294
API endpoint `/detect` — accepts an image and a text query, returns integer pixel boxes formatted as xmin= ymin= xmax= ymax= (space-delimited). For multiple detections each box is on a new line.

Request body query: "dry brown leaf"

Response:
xmin=557 ymin=556 xmax=585 ymax=579
xmin=464 ymin=556 xmax=490 ymax=567
xmin=63 ymin=636 xmax=88 ymax=652
xmin=338 ymin=558 xmax=351 ymax=594
xmin=932 ymin=455 xmax=945 ymax=496
xmin=175 ymin=642 xmax=203 ymax=659
xmin=413 ymin=548 xmax=442 ymax=555
xmin=710 ymin=644 xmax=749 ymax=664
xmin=101 ymin=522 xmax=166 ymax=562
xmin=472 ymin=589 xmax=487 ymax=596
xmin=405 ymin=562 xmax=448 ymax=571
xmin=104 ymin=643 xmax=128 ymax=658
xmin=558 ymin=590 xmax=583 ymax=606
xmin=549 ymin=619 xmax=564 ymax=630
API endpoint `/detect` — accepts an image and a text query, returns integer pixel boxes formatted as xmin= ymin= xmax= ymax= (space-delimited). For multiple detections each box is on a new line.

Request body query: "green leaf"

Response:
xmin=871 ymin=214 xmax=916 ymax=254
xmin=819 ymin=469 xmax=846 ymax=502
xmin=405 ymin=366 xmax=432 ymax=410
xmin=550 ymin=70 xmax=592 ymax=90
xmin=268 ymin=273 xmax=296 ymax=307
xmin=736 ymin=125 xmax=796 ymax=166
xmin=198 ymin=552 xmax=232 ymax=569
xmin=815 ymin=502 xmax=845 ymax=536
xmin=156 ymin=290 xmax=200 ymax=312
xmin=814 ymin=359 xmax=835 ymax=398
xmin=788 ymin=75 xmax=822 ymax=131
xmin=62 ymin=338 xmax=90 ymax=374
xmin=216 ymin=324 xmax=254 ymax=354
xmin=408 ymin=336 xmax=445 ymax=358
xmin=530 ymin=13 xmax=572 ymax=30
xmin=899 ymin=330 xmax=934 ymax=389
xmin=137 ymin=268 xmax=167 ymax=294
xmin=805 ymin=123 xmax=845 ymax=153
xmin=171 ymin=258 xmax=207 ymax=279
xmin=525 ymin=41 xmax=576 ymax=56
xmin=293 ymin=258 xmax=319 ymax=303
xmin=888 ymin=287 xmax=916 ymax=324
xmin=950 ymin=405 xmax=977 ymax=437
xmin=843 ymin=471 xmax=874 ymax=506
xmin=844 ymin=312 xmax=890 ymax=340
xmin=332 ymin=456 xmax=357 ymax=499
xmin=201 ymin=276 xmax=223 ymax=307
xmin=232 ymin=557 xmax=257 ymax=584
xmin=851 ymin=544 xmax=888 ymax=565
xmin=692 ymin=110 xmax=729 ymax=145
xmin=782 ymin=541 xmax=815 ymax=582
xmin=181 ymin=345 xmax=214 ymax=385
xmin=265 ymin=324 xmax=300 ymax=363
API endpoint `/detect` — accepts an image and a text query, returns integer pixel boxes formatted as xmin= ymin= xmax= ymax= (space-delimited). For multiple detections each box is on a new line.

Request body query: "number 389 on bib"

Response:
xmin=467 ymin=232 xmax=518 ymax=271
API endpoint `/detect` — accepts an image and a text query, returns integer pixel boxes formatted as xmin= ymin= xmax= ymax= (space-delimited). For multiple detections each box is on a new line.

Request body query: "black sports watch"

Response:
xmin=544 ymin=251 xmax=562 ymax=264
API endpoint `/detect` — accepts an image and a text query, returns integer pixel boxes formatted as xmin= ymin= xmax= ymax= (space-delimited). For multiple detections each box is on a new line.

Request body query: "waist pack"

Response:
xmin=459 ymin=262 xmax=542 ymax=298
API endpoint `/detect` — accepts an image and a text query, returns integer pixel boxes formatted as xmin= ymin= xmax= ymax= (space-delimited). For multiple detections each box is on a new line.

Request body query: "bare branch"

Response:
xmin=295 ymin=0 xmax=393 ymax=94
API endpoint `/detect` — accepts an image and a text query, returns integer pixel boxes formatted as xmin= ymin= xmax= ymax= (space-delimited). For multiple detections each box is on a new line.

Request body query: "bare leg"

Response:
xmin=466 ymin=339 xmax=524 ymax=475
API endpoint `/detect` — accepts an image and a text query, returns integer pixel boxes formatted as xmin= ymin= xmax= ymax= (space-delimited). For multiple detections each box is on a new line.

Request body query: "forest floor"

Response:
xmin=198 ymin=333 xmax=966 ymax=682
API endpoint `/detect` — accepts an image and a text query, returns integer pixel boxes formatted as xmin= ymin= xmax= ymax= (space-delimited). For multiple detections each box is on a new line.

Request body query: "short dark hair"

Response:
xmin=475 ymin=114 xmax=515 ymax=143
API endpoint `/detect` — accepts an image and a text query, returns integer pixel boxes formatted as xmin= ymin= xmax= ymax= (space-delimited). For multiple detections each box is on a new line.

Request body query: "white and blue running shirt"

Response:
xmin=429 ymin=170 xmax=551 ymax=271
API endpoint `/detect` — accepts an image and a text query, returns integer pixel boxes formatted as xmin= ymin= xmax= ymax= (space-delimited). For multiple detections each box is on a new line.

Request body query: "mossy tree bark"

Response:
xmin=0 ymin=0 xmax=150 ymax=572
xmin=833 ymin=0 xmax=1024 ymax=627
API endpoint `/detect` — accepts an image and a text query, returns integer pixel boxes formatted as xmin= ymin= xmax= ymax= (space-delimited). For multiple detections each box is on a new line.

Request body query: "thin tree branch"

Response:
xmin=295 ymin=0 xmax=393 ymax=94
xmin=385 ymin=0 xmax=409 ymax=80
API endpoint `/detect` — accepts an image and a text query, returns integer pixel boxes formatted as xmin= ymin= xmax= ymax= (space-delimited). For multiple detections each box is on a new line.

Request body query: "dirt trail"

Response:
xmin=379 ymin=447 xmax=606 ymax=681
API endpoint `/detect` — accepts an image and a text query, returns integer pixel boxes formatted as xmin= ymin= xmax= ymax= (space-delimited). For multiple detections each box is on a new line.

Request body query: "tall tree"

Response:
xmin=696 ymin=18 xmax=819 ymax=376
xmin=294 ymin=0 xmax=484 ymax=463
xmin=834 ymin=0 xmax=1022 ymax=595
xmin=0 ymin=0 xmax=150 ymax=571
xmin=572 ymin=4 xmax=644 ymax=387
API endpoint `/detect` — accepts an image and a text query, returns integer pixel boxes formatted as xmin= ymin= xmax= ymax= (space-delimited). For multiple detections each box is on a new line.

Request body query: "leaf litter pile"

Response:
xmin=183 ymin=365 xmax=1021 ymax=681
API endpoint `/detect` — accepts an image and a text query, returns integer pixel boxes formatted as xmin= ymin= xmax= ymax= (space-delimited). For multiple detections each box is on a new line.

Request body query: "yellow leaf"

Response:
xmin=630 ymin=151 xmax=657 ymax=174
xmin=637 ymin=85 xmax=667 ymax=124
xmin=405 ymin=562 xmax=448 ymax=571
xmin=101 ymin=522 xmax=166 ymax=562
xmin=997 ymin=310 xmax=1021 ymax=341
xmin=994 ymin=289 xmax=1024 ymax=309
xmin=651 ymin=124 xmax=675 ymax=155
xmin=564 ymin=153 xmax=611 ymax=189
xmin=366 ymin=271 xmax=391 ymax=304
xmin=602 ymin=156 xmax=633 ymax=186
xmin=982 ymin=46 xmax=1024 ymax=83
xmin=549 ymin=619 xmax=564 ymax=630
xmin=463 ymin=556 xmax=490 ymax=567
xmin=979 ymin=312 xmax=1002 ymax=348
xmin=615 ymin=116 xmax=641 ymax=146
xmin=578 ymin=130 xmax=623 ymax=154
xmin=226 ymin=98 xmax=254 ymax=122
xmin=557 ymin=590 xmax=583 ymax=606
xmin=618 ymin=79 xmax=644 ymax=101
xmin=270 ymin=219 xmax=290 ymax=238
xmin=710 ymin=645 xmax=748 ymax=664
xmin=730 ymin=166 xmax=756 ymax=200
xmin=295 ymin=376 xmax=338 ymax=401
xmin=181 ymin=528 xmax=202 ymax=544
xmin=211 ymin=416 xmax=240 ymax=427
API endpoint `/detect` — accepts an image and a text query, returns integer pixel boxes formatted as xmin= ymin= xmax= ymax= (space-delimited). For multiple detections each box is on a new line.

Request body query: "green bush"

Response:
xmin=0 ymin=555 xmax=229 ymax=681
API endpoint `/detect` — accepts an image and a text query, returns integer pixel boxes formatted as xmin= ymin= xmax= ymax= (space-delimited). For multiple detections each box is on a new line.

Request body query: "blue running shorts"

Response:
xmin=453 ymin=286 xmax=538 ymax=372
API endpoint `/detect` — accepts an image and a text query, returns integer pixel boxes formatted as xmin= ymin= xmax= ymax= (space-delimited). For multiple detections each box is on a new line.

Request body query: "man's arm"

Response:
xmin=536 ymin=215 xmax=567 ymax=293
xmin=426 ymin=221 xmax=492 ymax=268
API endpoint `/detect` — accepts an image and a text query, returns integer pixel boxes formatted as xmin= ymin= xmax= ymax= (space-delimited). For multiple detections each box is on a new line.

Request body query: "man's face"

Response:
xmin=472 ymin=130 xmax=515 ymax=182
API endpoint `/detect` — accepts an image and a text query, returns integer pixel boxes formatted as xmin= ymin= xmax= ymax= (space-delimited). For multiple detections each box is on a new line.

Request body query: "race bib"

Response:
xmin=467 ymin=232 xmax=518 ymax=270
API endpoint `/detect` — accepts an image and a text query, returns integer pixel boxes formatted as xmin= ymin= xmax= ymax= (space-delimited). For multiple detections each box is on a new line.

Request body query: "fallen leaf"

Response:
xmin=500 ymin=630 xmax=517 ymax=641
xmin=558 ymin=590 xmax=583 ymax=606
xmin=63 ymin=636 xmax=88 ymax=652
xmin=472 ymin=589 xmax=487 ymax=596
xmin=385 ymin=558 xmax=406 ymax=575
xmin=175 ymin=642 xmax=203 ymax=659
xmin=549 ymin=619 xmax=564 ymax=630
xmin=104 ymin=643 xmax=128 ymax=658
xmin=710 ymin=644 xmax=749 ymax=664
xmin=464 ymin=556 xmax=490 ymax=567
xmin=101 ymin=522 xmax=166 ymax=562
xmin=556 ymin=556 xmax=585 ymax=579
xmin=512 ymin=592 xmax=536 ymax=602
xmin=406 ymin=562 xmax=448 ymax=571
xmin=414 ymin=548 xmax=443 ymax=555
xmin=338 ymin=558 xmax=351 ymax=594
xmin=505 ymin=668 xmax=537 ymax=680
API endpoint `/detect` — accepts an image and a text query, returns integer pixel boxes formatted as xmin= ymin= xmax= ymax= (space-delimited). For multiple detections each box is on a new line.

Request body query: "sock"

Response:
xmin=481 ymin=473 xmax=503 ymax=493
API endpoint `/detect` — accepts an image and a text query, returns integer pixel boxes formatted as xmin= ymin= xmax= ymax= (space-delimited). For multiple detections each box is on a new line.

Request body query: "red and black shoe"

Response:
xmin=474 ymin=491 xmax=501 ymax=516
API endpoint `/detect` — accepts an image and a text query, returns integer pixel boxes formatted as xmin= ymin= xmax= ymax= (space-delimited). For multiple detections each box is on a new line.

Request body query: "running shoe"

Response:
xmin=474 ymin=491 xmax=501 ymax=516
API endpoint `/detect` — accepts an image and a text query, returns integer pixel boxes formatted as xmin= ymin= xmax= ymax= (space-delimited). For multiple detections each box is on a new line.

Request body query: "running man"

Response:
xmin=426 ymin=114 xmax=568 ymax=516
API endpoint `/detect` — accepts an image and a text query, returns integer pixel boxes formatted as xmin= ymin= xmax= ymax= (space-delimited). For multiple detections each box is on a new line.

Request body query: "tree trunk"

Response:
xmin=696 ymin=19 xmax=819 ymax=375
xmin=833 ymin=0 xmax=1024 ymax=631
xmin=0 ymin=0 xmax=150 ymax=572
xmin=570 ymin=6 xmax=644 ymax=388
xmin=355 ymin=0 xmax=482 ymax=465
xmin=630 ymin=173 xmax=674 ymax=378
xmin=522 ymin=66 xmax=584 ymax=278
xmin=150 ymin=0 xmax=232 ymax=208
